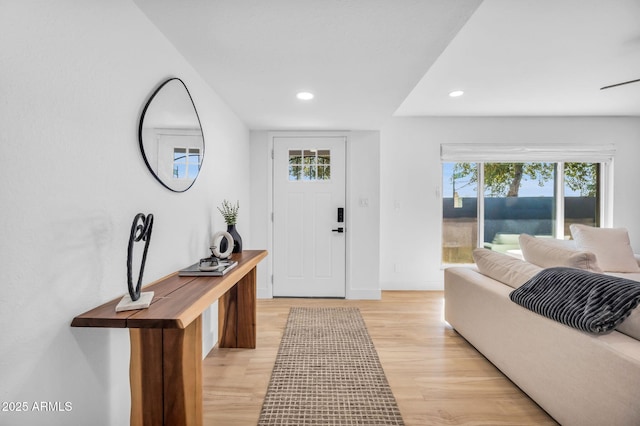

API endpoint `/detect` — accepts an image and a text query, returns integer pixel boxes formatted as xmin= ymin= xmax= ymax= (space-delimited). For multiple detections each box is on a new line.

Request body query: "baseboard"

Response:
xmin=380 ymin=280 xmax=443 ymax=291
xmin=257 ymin=287 xmax=272 ymax=299
xmin=258 ymin=288 xmax=381 ymax=300
xmin=347 ymin=288 xmax=381 ymax=300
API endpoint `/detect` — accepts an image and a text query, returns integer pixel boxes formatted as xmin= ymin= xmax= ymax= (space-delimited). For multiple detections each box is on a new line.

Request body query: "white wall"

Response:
xmin=380 ymin=116 xmax=640 ymax=290
xmin=347 ymin=131 xmax=381 ymax=299
xmin=0 ymin=1 xmax=250 ymax=425
xmin=249 ymin=131 xmax=271 ymax=297
xmin=250 ymin=131 xmax=381 ymax=299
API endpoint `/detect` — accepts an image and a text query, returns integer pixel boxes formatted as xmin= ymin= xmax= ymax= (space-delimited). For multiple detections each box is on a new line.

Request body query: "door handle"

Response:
xmin=332 ymin=227 xmax=344 ymax=233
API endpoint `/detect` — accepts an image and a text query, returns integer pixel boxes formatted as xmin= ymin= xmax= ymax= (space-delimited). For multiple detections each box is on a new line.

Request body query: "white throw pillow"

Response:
xmin=570 ymin=224 xmax=640 ymax=273
xmin=519 ymin=233 xmax=602 ymax=272
xmin=472 ymin=248 xmax=542 ymax=289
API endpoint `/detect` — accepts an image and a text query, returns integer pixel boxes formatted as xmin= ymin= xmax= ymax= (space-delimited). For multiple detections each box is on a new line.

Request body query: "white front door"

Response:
xmin=273 ymin=136 xmax=346 ymax=297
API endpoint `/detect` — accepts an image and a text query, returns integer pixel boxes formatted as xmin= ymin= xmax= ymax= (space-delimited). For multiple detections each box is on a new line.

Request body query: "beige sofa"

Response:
xmin=444 ymin=226 xmax=640 ymax=426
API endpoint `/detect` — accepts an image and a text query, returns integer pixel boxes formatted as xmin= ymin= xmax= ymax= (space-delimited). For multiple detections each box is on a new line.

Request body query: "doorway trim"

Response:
xmin=265 ymin=131 xmax=352 ymax=299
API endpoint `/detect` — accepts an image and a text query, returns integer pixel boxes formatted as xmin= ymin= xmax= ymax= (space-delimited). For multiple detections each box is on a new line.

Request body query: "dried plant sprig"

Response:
xmin=217 ymin=199 xmax=239 ymax=225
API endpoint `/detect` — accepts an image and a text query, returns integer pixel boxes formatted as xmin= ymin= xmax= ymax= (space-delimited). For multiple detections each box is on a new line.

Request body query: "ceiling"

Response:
xmin=397 ymin=0 xmax=640 ymax=117
xmin=134 ymin=0 xmax=640 ymax=131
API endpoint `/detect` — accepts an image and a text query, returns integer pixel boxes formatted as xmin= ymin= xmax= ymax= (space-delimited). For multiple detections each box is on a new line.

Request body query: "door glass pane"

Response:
xmin=317 ymin=150 xmax=331 ymax=180
xmin=289 ymin=150 xmax=302 ymax=180
xmin=303 ymin=150 xmax=316 ymax=180
xmin=303 ymin=150 xmax=317 ymax=165
xmin=317 ymin=150 xmax=330 ymax=164
xmin=289 ymin=150 xmax=302 ymax=163
xmin=288 ymin=149 xmax=331 ymax=181
xmin=303 ymin=164 xmax=316 ymax=181
xmin=483 ymin=162 xmax=555 ymax=252
xmin=442 ymin=162 xmax=478 ymax=264
xmin=564 ymin=162 xmax=599 ymax=235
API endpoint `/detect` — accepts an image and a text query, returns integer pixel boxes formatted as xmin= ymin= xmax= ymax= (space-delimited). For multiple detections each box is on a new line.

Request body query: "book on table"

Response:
xmin=178 ymin=258 xmax=238 ymax=276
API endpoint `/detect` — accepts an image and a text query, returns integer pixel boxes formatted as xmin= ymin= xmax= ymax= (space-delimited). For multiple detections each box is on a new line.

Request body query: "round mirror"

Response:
xmin=139 ymin=78 xmax=204 ymax=192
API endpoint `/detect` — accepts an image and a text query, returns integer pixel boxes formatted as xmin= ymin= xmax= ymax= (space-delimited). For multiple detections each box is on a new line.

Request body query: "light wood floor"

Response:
xmin=203 ymin=291 xmax=557 ymax=425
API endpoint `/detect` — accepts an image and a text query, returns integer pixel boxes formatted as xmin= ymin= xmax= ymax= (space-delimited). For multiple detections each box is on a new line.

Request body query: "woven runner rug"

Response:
xmin=258 ymin=307 xmax=404 ymax=425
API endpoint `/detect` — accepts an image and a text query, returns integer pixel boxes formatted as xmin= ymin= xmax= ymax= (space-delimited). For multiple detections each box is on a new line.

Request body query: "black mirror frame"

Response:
xmin=138 ymin=77 xmax=205 ymax=193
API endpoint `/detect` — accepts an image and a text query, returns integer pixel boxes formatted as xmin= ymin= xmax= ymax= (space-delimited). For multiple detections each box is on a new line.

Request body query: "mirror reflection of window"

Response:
xmin=173 ymin=148 xmax=187 ymax=178
xmin=188 ymin=148 xmax=201 ymax=178
xmin=154 ymin=131 xmax=203 ymax=190
xmin=172 ymin=147 xmax=201 ymax=179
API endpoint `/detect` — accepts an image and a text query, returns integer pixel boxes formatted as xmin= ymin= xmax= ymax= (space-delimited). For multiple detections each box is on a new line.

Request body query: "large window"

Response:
xmin=442 ymin=161 xmax=601 ymax=263
xmin=440 ymin=144 xmax=612 ymax=264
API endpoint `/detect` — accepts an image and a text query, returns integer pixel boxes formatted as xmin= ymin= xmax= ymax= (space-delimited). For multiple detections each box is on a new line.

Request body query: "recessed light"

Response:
xmin=449 ymin=90 xmax=464 ymax=97
xmin=296 ymin=91 xmax=314 ymax=100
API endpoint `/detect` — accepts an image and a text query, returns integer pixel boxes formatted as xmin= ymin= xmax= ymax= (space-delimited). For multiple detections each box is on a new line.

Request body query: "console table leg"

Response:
xmin=236 ymin=266 xmax=256 ymax=348
xmin=218 ymin=285 xmax=237 ymax=348
xmin=129 ymin=316 xmax=203 ymax=426
xmin=218 ymin=266 xmax=256 ymax=348
xmin=130 ymin=328 xmax=163 ymax=426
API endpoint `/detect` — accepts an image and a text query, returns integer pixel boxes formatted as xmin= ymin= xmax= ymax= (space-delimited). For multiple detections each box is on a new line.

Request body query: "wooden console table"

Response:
xmin=72 ymin=249 xmax=268 ymax=426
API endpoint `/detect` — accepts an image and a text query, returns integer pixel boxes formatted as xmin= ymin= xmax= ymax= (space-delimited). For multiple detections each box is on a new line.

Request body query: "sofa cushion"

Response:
xmin=570 ymin=224 xmax=640 ymax=273
xmin=519 ymin=233 xmax=602 ymax=272
xmin=617 ymin=308 xmax=640 ymax=341
xmin=608 ymin=272 xmax=640 ymax=282
xmin=607 ymin=272 xmax=640 ymax=341
xmin=472 ymin=248 xmax=542 ymax=289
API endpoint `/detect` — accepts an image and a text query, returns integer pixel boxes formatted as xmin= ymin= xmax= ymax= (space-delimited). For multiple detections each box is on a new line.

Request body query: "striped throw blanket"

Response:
xmin=510 ymin=267 xmax=640 ymax=334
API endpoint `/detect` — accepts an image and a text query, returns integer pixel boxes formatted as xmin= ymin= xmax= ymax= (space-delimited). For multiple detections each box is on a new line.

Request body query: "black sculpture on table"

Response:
xmin=126 ymin=213 xmax=154 ymax=302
